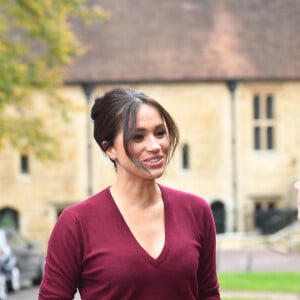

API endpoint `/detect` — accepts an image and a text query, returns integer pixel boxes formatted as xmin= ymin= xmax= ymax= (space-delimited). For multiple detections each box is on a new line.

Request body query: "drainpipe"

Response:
xmin=82 ymin=83 xmax=94 ymax=197
xmin=227 ymin=80 xmax=238 ymax=232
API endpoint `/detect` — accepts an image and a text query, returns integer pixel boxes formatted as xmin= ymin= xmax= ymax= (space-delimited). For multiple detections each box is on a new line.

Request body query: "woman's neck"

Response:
xmin=110 ymin=179 xmax=161 ymax=208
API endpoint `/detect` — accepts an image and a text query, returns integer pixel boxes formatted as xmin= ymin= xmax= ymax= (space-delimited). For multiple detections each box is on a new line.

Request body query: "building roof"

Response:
xmin=66 ymin=0 xmax=300 ymax=83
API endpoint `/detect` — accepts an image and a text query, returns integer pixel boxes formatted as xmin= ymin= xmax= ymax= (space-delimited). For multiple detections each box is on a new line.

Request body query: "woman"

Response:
xmin=39 ymin=87 xmax=220 ymax=299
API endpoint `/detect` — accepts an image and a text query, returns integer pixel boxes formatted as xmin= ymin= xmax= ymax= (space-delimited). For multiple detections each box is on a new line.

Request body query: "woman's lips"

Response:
xmin=143 ymin=155 xmax=164 ymax=167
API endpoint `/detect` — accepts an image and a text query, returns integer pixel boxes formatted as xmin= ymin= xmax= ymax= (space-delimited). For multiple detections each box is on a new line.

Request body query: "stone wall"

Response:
xmin=0 ymin=81 xmax=299 ymax=250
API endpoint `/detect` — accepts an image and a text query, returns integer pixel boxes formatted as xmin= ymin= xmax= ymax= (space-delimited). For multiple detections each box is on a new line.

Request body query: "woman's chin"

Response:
xmin=143 ymin=168 xmax=165 ymax=180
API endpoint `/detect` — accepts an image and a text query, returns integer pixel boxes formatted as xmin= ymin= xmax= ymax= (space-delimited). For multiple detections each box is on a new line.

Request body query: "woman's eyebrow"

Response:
xmin=134 ymin=124 xmax=165 ymax=131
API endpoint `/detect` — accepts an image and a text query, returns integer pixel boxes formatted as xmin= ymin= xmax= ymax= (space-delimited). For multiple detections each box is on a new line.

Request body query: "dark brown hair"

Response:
xmin=91 ymin=87 xmax=179 ymax=168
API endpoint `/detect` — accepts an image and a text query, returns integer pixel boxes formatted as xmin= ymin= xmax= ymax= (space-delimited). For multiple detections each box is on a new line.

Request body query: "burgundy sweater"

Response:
xmin=39 ymin=185 xmax=220 ymax=299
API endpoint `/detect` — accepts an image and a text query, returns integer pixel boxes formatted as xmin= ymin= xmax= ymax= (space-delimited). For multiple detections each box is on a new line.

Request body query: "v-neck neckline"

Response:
xmin=107 ymin=185 xmax=170 ymax=266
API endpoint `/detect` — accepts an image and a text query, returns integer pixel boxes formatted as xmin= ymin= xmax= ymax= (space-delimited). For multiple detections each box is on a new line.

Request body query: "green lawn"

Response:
xmin=218 ymin=271 xmax=300 ymax=293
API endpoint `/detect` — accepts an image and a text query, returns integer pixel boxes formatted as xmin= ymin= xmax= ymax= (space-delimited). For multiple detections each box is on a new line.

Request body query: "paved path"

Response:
xmin=217 ymin=249 xmax=300 ymax=272
xmin=221 ymin=290 xmax=300 ymax=299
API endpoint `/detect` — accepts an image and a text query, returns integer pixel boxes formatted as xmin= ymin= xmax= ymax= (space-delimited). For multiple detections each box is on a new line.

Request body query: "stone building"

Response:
xmin=0 ymin=0 xmax=299 ymax=250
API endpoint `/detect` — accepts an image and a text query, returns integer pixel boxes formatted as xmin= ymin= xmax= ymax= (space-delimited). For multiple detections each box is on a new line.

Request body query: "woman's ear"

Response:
xmin=101 ymin=141 xmax=109 ymax=151
xmin=102 ymin=141 xmax=116 ymax=161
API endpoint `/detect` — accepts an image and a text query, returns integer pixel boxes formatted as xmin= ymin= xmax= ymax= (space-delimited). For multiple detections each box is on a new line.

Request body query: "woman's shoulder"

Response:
xmin=63 ymin=186 xmax=112 ymax=218
xmin=159 ymin=184 xmax=209 ymax=208
xmin=49 ymin=187 xmax=113 ymax=239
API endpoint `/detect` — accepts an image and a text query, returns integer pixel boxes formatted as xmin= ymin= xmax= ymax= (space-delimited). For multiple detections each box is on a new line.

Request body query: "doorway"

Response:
xmin=211 ymin=201 xmax=226 ymax=233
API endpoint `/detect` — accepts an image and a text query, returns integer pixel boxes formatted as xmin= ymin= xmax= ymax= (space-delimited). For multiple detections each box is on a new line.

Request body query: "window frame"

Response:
xmin=252 ymin=94 xmax=275 ymax=151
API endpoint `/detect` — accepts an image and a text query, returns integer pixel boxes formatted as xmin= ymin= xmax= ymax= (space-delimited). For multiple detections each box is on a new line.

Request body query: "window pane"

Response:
xmin=266 ymin=95 xmax=273 ymax=119
xmin=268 ymin=202 xmax=275 ymax=210
xmin=253 ymin=95 xmax=260 ymax=119
xmin=255 ymin=203 xmax=262 ymax=211
xmin=20 ymin=154 xmax=29 ymax=174
xmin=267 ymin=126 xmax=274 ymax=149
xmin=182 ymin=144 xmax=189 ymax=169
xmin=254 ymin=127 xmax=260 ymax=149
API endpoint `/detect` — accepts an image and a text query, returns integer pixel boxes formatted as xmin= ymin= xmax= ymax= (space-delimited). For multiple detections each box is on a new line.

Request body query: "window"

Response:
xmin=268 ymin=202 xmax=275 ymax=210
xmin=252 ymin=94 xmax=275 ymax=150
xmin=182 ymin=144 xmax=189 ymax=169
xmin=20 ymin=154 xmax=29 ymax=174
xmin=211 ymin=201 xmax=226 ymax=234
xmin=0 ymin=208 xmax=19 ymax=229
xmin=254 ymin=197 xmax=280 ymax=231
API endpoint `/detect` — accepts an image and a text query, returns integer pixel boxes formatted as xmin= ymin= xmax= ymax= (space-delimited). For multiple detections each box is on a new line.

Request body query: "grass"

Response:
xmin=218 ymin=271 xmax=300 ymax=293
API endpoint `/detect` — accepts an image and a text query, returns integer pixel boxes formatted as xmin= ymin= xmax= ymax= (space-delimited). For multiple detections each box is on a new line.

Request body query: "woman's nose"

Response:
xmin=146 ymin=136 xmax=160 ymax=151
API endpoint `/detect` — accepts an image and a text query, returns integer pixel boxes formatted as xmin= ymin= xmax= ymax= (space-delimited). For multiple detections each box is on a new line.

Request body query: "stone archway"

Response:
xmin=211 ymin=201 xmax=226 ymax=234
xmin=0 ymin=207 xmax=19 ymax=229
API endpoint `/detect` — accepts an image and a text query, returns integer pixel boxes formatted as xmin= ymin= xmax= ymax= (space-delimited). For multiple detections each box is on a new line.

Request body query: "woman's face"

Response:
xmin=107 ymin=104 xmax=170 ymax=181
xmin=295 ymin=181 xmax=300 ymax=220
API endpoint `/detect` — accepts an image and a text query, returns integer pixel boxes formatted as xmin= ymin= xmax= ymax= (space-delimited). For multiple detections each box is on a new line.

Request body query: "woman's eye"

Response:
xmin=133 ymin=134 xmax=144 ymax=141
xmin=156 ymin=130 xmax=166 ymax=137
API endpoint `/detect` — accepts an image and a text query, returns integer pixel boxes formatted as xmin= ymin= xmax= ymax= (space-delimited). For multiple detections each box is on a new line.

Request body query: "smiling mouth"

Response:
xmin=149 ymin=158 xmax=160 ymax=163
xmin=144 ymin=156 xmax=164 ymax=165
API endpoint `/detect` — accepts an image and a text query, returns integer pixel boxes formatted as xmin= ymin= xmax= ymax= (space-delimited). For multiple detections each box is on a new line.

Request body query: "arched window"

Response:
xmin=182 ymin=144 xmax=189 ymax=169
xmin=211 ymin=201 xmax=226 ymax=234
xmin=0 ymin=207 xmax=19 ymax=229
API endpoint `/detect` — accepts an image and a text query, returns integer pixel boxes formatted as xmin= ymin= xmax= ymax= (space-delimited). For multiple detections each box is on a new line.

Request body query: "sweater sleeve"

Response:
xmin=39 ymin=209 xmax=83 ymax=300
xmin=197 ymin=202 xmax=220 ymax=300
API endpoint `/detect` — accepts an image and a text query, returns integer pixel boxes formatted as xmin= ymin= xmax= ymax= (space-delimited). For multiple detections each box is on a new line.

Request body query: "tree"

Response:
xmin=0 ymin=0 xmax=108 ymax=159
